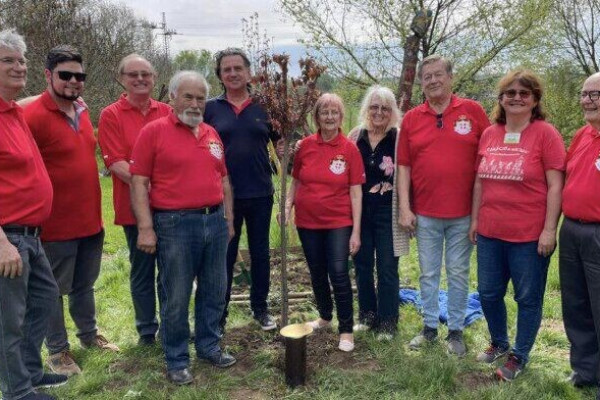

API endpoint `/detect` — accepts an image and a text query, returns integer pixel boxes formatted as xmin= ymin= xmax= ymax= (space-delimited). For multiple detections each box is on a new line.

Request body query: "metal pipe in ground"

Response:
xmin=280 ymin=323 xmax=312 ymax=387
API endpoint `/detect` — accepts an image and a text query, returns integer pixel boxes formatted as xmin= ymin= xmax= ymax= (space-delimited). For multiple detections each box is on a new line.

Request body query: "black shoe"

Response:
xmin=166 ymin=368 xmax=193 ymax=385
xmin=21 ymin=393 xmax=57 ymax=400
xmin=199 ymin=351 xmax=236 ymax=368
xmin=32 ymin=373 xmax=68 ymax=389
xmin=138 ymin=334 xmax=156 ymax=346
xmin=253 ymin=311 xmax=277 ymax=331
xmin=567 ymin=372 xmax=597 ymax=388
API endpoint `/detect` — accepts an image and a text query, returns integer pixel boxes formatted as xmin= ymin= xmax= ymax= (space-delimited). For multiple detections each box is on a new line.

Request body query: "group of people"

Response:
xmin=1 ymin=26 xmax=600 ymax=400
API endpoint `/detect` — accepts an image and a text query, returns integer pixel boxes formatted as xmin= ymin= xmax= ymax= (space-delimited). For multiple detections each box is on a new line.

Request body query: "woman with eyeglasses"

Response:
xmin=346 ymin=86 xmax=409 ymax=340
xmin=468 ymin=70 xmax=566 ymax=381
xmin=284 ymin=93 xmax=365 ymax=352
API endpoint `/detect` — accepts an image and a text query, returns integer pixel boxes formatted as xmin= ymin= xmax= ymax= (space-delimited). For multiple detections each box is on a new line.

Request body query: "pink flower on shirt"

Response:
xmin=379 ymin=156 xmax=394 ymax=176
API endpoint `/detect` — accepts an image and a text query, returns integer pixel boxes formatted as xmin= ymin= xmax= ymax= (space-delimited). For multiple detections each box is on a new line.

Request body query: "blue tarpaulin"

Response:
xmin=399 ymin=288 xmax=484 ymax=327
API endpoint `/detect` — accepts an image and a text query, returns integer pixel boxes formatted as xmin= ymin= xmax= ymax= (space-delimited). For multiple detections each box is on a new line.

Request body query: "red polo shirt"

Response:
xmin=130 ymin=113 xmax=227 ymax=210
xmin=98 ymin=94 xmax=171 ymax=225
xmin=0 ymin=97 xmax=53 ymax=226
xmin=398 ymin=95 xmax=490 ymax=218
xmin=23 ymin=91 xmax=102 ymax=241
xmin=476 ymin=120 xmax=566 ymax=242
xmin=292 ymin=131 xmax=365 ymax=229
xmin=563 ymin=125 xmax=600 ymax=222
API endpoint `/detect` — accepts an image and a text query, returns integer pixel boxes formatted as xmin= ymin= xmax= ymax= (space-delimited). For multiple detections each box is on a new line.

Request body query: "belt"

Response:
xmin=153 ymin=205 xmax=221 ymax=215
xmin=567 ymin=217 xmax=599 ymax=225
xmin=2 ymin=224 xmax=42 ymax=237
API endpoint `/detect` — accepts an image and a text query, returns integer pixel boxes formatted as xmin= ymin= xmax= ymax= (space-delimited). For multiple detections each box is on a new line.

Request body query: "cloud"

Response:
xmin=111 ymin=0 xmax=304 ymax=54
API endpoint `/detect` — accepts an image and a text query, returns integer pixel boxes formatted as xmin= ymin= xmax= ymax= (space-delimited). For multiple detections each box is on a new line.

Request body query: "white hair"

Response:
xmin=169 ymin=70 xmax=209 ymax=97
xmin=0 ymin=29 xmax=26 ymax=54
xmin=357 ymin=85 xmax=401 ymax=132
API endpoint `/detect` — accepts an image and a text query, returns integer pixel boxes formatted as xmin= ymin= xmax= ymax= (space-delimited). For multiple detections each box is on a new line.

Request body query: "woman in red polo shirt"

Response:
xmin=285 ymin=93 xmax=365 ymax=352
xmin=468 ymin=70 xmax=565 ymax=381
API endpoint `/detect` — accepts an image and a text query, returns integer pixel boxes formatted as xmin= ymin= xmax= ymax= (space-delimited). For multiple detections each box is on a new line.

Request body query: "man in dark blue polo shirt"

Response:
xmin=204 ymin=48 xmax=279 ymax=332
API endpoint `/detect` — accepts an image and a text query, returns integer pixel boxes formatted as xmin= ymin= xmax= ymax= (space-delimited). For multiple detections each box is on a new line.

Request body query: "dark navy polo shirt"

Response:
xmin=204 ymin=94 xmax=280 ymax=199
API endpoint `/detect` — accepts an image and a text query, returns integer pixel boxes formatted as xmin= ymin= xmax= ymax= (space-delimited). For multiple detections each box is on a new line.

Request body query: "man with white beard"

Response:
xmin=130 ymin=71 xmax=235 ymax=385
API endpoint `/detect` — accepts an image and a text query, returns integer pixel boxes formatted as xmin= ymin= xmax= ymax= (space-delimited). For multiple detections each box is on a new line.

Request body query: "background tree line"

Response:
xmin=1 ymin=0 xmax=597 ymax=140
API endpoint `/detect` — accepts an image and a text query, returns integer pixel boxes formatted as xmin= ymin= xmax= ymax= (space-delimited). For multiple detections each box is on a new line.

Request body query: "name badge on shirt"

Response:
xmin=504 ymin=132 xmax=521 ymax=144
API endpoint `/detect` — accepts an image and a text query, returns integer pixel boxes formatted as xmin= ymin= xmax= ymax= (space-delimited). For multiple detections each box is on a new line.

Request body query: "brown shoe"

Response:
xmin=46 ymin=350 xmax=82 ymax=376
xmin=81 ymin=334 xmax=120 ymax=352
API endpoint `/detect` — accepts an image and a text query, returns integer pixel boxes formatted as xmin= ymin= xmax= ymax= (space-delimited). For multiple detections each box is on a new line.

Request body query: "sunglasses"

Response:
xmin=436 ymin=113 xmax=443 ymax=129
xmin=369 ymin=104 xmax=392 ymax=113
xmin=502 ymin=89 xmax=532 ymax=99
xmin=122 ymin=71 xmax=153 ymax=79
xmin=57 ymin=70 xmax=87 ymax=82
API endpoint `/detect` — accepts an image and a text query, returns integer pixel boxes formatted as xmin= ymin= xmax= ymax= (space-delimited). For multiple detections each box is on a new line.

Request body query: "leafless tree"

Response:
xmin=554 ymin=0 xmax=600 ymax=74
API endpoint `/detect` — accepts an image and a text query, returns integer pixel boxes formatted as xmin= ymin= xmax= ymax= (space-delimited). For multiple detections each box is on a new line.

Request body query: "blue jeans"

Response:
xmin=44 ymin=229 xmax=104 ymax=353
xmin=123 ymin=225 xmax=160 ymax=338
xmin=416 ymin=215 xmax=472 ymax=331
xmin=0 ymin=233 xmax=59 ymax=400
xmin=154 ymin=208 xmax=228 ymax=371
xmin=477 ymin=234 xmax=550 ymax=364
xmin=297 ymin=226 xmax=354 ymax=334
xmin=353 ymin=203 xmax=399 ymax=331
xmin=223 ymin=196 xmax=273 ymax=323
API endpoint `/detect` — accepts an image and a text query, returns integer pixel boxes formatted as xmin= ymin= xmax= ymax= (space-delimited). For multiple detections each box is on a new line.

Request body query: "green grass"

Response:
xmin=35 ymin=176 xmax=592 ymax=399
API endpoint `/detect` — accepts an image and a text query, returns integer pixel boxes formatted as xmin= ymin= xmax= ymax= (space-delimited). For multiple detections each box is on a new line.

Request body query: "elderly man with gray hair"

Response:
xmin=560 ymin=72 xmax=600 ymax=399
xmin=397 ymin=54 xmax=490 ymax=356
xmin=130 ymin=71 xmax=235 ymax=385
xmin=0 ymin=30 xmax=67 ymax=400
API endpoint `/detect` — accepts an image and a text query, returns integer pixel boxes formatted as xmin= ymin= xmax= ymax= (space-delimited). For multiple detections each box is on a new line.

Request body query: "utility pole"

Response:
xmin=158 ymin=12 xmax=177 ymax=60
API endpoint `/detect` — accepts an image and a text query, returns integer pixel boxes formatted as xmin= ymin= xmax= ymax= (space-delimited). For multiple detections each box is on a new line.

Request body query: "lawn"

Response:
xmin=40 ymin=176 xmax=593 ymax=400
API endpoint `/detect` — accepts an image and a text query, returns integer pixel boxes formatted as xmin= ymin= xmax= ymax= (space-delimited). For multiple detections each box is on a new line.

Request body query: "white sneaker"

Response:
xmin=305 ymin=319 xmax=331 ymax=330
xmin=353 ymin=323 xmax=370 ymax=332
xmin=338 ymin=339 xmax=355 ymax=352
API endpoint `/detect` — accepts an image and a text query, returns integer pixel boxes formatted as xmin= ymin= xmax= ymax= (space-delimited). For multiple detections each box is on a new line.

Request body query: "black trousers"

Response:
xmin=559 ymin=217 xmax=600 ymax=384
xmin=298 ymin=226 xmax=354 ymax=334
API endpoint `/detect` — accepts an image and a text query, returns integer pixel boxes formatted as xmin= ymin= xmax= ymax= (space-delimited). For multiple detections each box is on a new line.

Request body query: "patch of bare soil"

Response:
xmin=456 ymin=371 xmax=496 ymax=390
xmin=229 ymin=388 xmax=269 ymax=400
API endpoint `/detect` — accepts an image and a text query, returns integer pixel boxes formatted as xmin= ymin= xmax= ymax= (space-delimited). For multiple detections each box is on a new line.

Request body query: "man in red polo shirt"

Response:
xmin=560 ymin=72 xmax=600 ymax=398
xmin=0 ymin=30 xmax=65 ymax=400
xmin=130 ymin=71 xmax=235 ymax=385
xmin=398 ymin=54 xmax=490 ymax=356
xmin=98 ymin=54 xmax=171 ymax=346
xmin=23 ymin=45 xmax=118 ymax=377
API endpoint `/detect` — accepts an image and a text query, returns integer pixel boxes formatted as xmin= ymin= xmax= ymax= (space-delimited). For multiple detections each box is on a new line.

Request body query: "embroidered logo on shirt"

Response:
xmin=595 ymin=154 xmax=600 ymax=171
xmin=454 ymin=115 xmax=472 ymax=135
xmin=329 ymin=155 xmax=347 ymax=175
xmin=209 ymin=141 xmax=224 ymax=160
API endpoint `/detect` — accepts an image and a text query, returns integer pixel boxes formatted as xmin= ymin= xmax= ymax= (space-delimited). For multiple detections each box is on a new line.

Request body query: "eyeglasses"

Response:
xmin=0 ymin=57 xmax=26 ymax=67
xmin=319 ymin=110 xmax=340 ymax=117
xmin=57 ymin=71 xmax=87 ymax=82
xmin=580 ymin=91 xmax=600 ymax=101
xmin=502 ymin=89 xmax=532 ymax=99
xmin=122 ymin=71 xmax=153 ymax=79
xmin=369 ymin=104 xmax=392 ymax=113
xmin=436 ymin=113 xmax=443 ymax=129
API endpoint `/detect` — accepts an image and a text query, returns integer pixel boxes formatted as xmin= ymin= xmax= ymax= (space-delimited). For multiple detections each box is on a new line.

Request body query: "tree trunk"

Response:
xmin=279 ymin=136 xmax=291 ymax=327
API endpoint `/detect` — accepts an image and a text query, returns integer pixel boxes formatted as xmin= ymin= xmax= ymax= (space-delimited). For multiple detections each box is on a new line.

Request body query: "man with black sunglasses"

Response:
xmin=560 ymin=73 xmax=600 ymax=399
xmin=397 ymin=54 xmax=490 ymax=357
xmin=22 ymin=45 xmax=118 ymax=378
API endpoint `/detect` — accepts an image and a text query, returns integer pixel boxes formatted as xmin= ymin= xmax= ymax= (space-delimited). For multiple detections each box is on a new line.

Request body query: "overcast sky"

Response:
xmin=111 ymin=0 xmax=306 ymax=56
